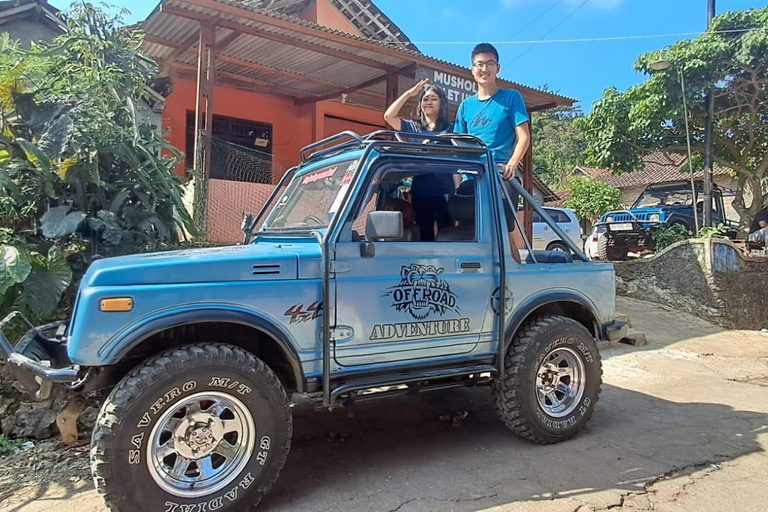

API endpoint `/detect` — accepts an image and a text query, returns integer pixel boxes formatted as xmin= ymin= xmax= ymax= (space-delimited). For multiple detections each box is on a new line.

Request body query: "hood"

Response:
xmin=82 ymin=239 xmax=321 ymax=287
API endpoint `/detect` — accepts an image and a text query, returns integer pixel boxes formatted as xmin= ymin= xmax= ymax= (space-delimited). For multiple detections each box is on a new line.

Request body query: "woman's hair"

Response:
xmin=411 ymin=85 xmax=450 ymax=132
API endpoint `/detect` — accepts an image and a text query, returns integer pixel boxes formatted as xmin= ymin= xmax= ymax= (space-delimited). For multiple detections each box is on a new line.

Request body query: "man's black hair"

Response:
xmin=471 ymin=43 xmax=499 ymax=63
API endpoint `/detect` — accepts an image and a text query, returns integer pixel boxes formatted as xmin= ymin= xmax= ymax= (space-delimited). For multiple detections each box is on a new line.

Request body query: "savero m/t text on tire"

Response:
xmin=493 ymin=315 xmax=602 ymax=444
xmin=91 ymin=344 xmax=292 ymax=512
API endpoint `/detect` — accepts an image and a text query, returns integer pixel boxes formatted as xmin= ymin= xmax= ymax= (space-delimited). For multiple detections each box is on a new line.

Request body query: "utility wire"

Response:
xmin=503 ymin=0 xmax=591 ymax=66
xmin=409 ymin=27 xmax=765 ymax=45
xmin=503 ymin=0 xmax=564 ymax=42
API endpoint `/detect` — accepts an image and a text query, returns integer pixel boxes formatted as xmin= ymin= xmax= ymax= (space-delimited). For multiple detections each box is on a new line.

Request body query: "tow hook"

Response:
xmin=56 ymin=395 xmax=87 ymax=445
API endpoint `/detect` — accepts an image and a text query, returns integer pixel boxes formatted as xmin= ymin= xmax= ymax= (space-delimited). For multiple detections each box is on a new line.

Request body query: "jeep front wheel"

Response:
xmin=492 ymin=315 xmax=602 ymax=444
xmin=91 ymin=344 xmax=291 ymax=512
xmin=598 ymin=236 xmax=627 ymax=261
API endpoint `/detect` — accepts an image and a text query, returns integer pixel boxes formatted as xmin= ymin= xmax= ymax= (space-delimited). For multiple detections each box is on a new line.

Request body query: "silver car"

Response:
xmin=532 ymin=207 xmax=582 ymax=252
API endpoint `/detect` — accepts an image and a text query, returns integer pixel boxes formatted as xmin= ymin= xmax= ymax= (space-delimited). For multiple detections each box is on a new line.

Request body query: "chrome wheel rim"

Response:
xmin=147 ymin=391 xmax=256 ymax=498
xmin=536 ymin=347 xmax=585 ymax=418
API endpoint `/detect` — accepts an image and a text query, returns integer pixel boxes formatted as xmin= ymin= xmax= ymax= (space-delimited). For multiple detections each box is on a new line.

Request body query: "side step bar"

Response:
xmin=328 ymin=364 xmax=497 ymax=406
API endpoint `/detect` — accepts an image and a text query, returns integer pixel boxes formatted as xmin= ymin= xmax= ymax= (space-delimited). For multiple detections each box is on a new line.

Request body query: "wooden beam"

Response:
xmin=157 ymin=29 xmax=200 ymax=74
xmin=182 ymin=0 xmax=409 ymax=62
xmin=528 ymin=101 xmax=559 ymax=113
xmin=297 ymin=73 xmax=388 ymax=105
xmin=173 ymin=62 xmax=303 ymax=101
xmin=194 ymin=23 xmax=216 ymax=181
xmin=160 ymin=4 xmax=391 ymax=71
xmin=177 ymin=0 xmax=571 ymax=108
xmin=298 ymin=63 xmax=414 ymax=106
xmin=215 ymin=30 xmax=241 ymax=52
xmin=385 ymin=71 xmax=398 ymax=106
xmin=149 ymin=34 xmax=382 ymax=101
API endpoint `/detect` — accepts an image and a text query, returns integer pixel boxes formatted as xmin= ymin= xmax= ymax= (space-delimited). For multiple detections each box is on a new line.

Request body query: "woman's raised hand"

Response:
xmin=406 ymin=78 xmax=429 ymax=98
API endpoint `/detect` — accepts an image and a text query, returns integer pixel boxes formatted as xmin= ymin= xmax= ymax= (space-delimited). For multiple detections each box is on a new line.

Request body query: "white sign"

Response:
xmin=415 ymin=67 xmax=477 ymax=105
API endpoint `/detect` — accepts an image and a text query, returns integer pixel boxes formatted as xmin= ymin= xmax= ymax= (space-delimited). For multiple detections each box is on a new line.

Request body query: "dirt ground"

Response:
xmin=1 ymin=297 xmax=767 ymax=512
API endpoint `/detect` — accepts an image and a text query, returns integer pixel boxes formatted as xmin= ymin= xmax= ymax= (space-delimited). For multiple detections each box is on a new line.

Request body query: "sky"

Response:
xmin=50 ymin=0 xmax=765 ymax=111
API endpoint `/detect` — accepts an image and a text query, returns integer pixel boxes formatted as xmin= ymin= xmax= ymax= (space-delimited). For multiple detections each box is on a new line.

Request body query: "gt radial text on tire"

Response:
xmin=493 ymin=315 xmax=602 ymax=444
xmin=91 ymin=344 xmax=292 ymax=512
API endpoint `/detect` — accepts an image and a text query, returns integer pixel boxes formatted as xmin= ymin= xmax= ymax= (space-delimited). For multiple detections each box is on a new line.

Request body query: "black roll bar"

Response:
xmin=300 ymin=131 xmax=363 ymax=163
xmin=507 ymin=178 xmax=590 ymax=262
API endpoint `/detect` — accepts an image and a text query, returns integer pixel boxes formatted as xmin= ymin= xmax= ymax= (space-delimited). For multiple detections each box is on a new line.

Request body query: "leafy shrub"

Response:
xmin=698 ymin=224 xmax=730 ymax=239
xmin=0 ymin=3 xmax=194 ymax=321
xmin=563 ymin=176 xmax=623 ymax=223
xmin=652 ymin=224 xmax=691 ymax=251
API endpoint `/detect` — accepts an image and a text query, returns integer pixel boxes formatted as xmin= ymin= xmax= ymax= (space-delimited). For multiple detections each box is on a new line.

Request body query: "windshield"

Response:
xmin=633 ymin=185 xmax=695 ymax=208
xmin=261 ymin=160 xmax=358 ymax=230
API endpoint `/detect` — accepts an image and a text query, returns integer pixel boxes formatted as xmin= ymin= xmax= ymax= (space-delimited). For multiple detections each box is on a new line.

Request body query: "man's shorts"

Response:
xmin=501 ymin=177 xmax=521 ymax=232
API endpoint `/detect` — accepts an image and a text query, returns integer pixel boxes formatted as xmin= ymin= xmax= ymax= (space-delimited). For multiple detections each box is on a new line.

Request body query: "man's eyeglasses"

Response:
xmin=472 ymin=60 xmax=498 ymax=70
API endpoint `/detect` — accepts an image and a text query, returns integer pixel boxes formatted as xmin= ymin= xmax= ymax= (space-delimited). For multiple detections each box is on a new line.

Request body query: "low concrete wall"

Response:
xmin=615 ymin=239 xmax=768 ymax=329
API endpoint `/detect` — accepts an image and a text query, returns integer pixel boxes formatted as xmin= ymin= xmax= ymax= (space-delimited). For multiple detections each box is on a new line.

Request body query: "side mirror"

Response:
xmin=365 ymin=211 xmax=403 ymax=241
xmin=362 ymin=211 xmax=402 ymax=257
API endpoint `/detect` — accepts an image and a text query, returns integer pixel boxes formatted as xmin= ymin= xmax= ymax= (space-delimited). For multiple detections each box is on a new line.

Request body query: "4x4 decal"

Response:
xmin=284 ymin=302 xmax=322 ymax=324
xmin=385 ymin=264 xmax=459 ymax=320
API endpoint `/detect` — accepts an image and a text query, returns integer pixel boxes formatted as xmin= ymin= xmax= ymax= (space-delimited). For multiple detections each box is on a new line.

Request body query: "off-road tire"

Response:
xmin=597 ymin=236 xmax=627 ymax=261
xmin=492 ymin=315 xmax=602 ymax=444
xmin=91 ymin=344 xmax=291 ymax=512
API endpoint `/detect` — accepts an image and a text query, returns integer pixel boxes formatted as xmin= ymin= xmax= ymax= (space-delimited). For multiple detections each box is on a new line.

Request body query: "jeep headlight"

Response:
xmin=605 ymin=216 xmax=614 ymax=223
xmin=649 ymin=213 xmax=661 ymax=222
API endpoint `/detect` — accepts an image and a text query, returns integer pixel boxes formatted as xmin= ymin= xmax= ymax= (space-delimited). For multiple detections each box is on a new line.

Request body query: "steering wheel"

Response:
xmin=303 ymin=214 xmax=324 ymax=226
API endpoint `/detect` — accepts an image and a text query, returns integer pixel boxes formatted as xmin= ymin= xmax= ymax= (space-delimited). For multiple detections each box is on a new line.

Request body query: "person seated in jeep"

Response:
xmin=382 ymin=197 xmax=420 ymax=241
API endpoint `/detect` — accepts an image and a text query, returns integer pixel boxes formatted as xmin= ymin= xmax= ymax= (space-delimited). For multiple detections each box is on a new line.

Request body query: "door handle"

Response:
xmin=460 ymin=261 xmax=482 ymax=272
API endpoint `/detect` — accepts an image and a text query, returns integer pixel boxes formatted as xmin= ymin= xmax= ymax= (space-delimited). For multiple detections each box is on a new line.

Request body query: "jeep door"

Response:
xmin=332 ymin=160 xmax=495 ymax=367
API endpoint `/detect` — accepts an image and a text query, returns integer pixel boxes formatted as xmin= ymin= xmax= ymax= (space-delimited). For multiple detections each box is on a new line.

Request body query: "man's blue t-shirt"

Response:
xmin=453 ymin=88 xmax=530 ymax=167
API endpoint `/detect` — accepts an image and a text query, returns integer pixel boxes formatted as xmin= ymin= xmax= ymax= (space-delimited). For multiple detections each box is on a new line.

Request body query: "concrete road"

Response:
xmin=2 ymin=297 xmax=767 ymax=512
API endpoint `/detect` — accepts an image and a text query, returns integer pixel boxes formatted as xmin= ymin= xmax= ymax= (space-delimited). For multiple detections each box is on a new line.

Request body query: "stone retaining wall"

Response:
xmin=615 ymin=239 xmax=768 ymax=330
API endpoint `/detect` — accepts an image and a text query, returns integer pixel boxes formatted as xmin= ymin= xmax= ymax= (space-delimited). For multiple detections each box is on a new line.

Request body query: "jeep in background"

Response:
xmin=596 ymin=180 xmax=736 ymax=261
xmin=1 ymin=131 xmax=626 ymax=512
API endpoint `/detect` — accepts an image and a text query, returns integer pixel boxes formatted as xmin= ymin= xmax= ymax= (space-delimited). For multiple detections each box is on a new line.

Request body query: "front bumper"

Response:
xmin=603 ymin=320 xmax=628 ymax=343
xmin=0 ymin=312 xmax=81 ymax=400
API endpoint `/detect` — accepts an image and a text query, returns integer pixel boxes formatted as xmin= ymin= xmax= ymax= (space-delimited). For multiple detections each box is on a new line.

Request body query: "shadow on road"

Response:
xmin=1 ymin=382 xmax=764 ymax=512
xmin=260 ymin=384 xmax=767 ymax=512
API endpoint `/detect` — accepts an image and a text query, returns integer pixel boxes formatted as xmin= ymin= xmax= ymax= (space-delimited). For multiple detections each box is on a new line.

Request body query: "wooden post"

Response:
xmin=385 ymin=71 xmax=398 ymax=108
xmin=522 ymin=125 xmax=534 ymax=243
xmin=194 ymin=23 xmax=217 ymax=181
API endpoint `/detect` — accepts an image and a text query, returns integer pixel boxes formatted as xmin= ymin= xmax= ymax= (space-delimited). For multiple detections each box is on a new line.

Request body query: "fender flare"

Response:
xmin=100 ymin=306 xmax=306 ymax=393
xmin=504 ymin=291 xmax=601 ymax=349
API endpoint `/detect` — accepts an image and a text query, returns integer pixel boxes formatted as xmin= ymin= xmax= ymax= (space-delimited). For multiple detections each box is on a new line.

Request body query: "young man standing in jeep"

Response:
xmin=454 ymin=43 xmax=531 ymax=262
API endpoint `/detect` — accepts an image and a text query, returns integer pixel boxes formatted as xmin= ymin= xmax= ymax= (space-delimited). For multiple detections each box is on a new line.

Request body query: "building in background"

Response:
xmin=140 ymin=0 xmax=572 ymax=243
xmin=0 ymin=0 xmax=63 ymax=47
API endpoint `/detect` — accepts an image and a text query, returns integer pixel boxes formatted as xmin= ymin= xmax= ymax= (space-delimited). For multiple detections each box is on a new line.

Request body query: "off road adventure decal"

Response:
xmin=370 ymin=318 xmax=471 ymax=341
xmin=385 ymin=264 xmax=459 ymax=320
xmin=284 ymin=302 xmax=322 ymax=324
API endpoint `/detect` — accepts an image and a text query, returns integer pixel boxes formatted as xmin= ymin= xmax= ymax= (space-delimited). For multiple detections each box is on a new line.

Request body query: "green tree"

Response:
xmin=578 ymin=7 xmax=768 ymax=231
xmin=0 ymin=3 xmax=194 ymax=319
xmin=564 ymin=176 xmax=622 ymax=224
xmin=531 ymin=98 xmax=586 ymax=190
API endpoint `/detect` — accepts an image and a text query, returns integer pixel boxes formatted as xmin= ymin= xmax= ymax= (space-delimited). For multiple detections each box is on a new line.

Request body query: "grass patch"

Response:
xmin=0 ymin=434 xmax=26 ymax=455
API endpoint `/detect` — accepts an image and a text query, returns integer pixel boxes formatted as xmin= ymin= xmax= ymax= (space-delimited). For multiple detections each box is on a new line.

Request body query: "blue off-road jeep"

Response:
xmin=0 ymin=131 xmax=626 ymax=512
xmin=596 ymin=180 xmax=734 ymax=261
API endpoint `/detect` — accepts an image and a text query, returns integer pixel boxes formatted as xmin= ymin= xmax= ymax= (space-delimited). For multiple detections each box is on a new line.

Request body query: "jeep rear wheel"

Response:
xmin=492 ymin=315 xmax=602 ymax=444
xmin=91 ymin=344 xmax=291 ymax=512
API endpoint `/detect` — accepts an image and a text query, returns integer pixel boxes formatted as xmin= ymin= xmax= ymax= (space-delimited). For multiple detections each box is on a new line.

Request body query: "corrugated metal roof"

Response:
xmin=142 ymin=0 xmax=576 ymax=110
